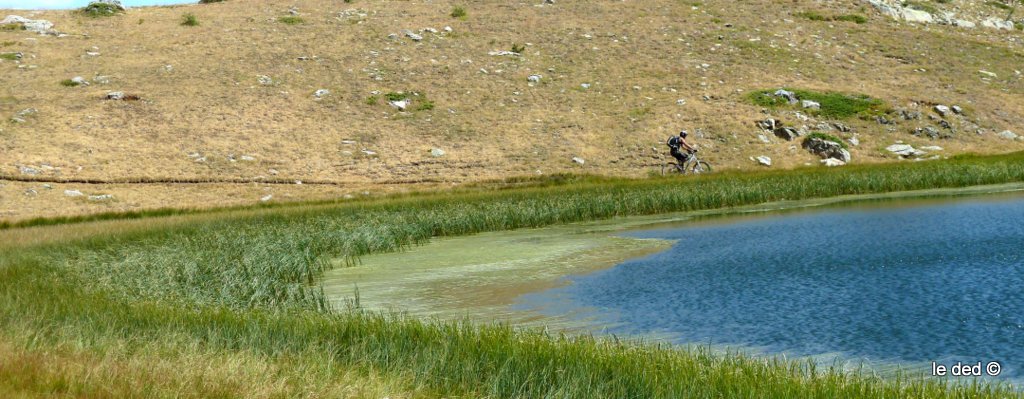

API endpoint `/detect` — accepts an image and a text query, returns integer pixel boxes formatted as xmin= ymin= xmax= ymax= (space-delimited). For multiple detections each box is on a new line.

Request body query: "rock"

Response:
xmin=571 ymin=156 xmax=585 ymax=165
xmin=1 ymin=15 xmax=54 ymax=34
xmin=260 ymin=194 xmax=273 ymax=202
xmin=314 ymin=89 xmax=329 ymax=98
xmin=756 ymin=118 xmax=778 ymax=131
xmin=875 ymin=116 xmax=892 ymax=125
xmin=488 ymin=50 xmax=520 ymax=57
xmin=821 ymin=158 xmax=846 ymax=167
xmin=443 ymin=26 xmax=453 ymax=33
xmin=900 ymin=8 xmax=933 ymax=24
xmin=239 ymin=155 xmax=256 ymax=161
xmin=954 ymin=19 xmax=976 ymax=28
xmin=832 ymin=122 xmax=851 ymax=133
xmin=912 ymin=126 xmax=951 ymax=139
xmin=361 ymin=149 xmax=377 ymax=156
xmin=61 ymin=190 xmax=84 ymax=197
xmin=951 ymin=105 xmax=963 ymax=115
xmin=527 ymin=74 xmax=542 ymax=83
xmin=88 ymin=194 xmax=113 ymax=201
xmin=801 ymin=100 xmax=820 ymax=110
xmin=919 ymin=146 xmax=944 ymax=151
xmin=868 ymin=0 xmax=901 ymax=20
xmin=430 ymin=148 xmax=445 ymax=157
xmin=899 ymin=109 xmax=921 ymax=120
xmin=676 ymin=99 xmax=686 ymax=106
xmin=978 ymin=70 xmax=998 ymax=78
xmin=933 ymin=105 xmax=950 ymax=117
xmin=938 ymin=120 xmax=953 ymax=130
xmin=105 ymin=91 xmax=125 ymax=100
xmin=71 ymin=76 xmax=89 ymax=86
xmin=802 ymin=137 xmax=851 ymax=163
xmin=580 ymin=83 xmax=591 ymax=89
xmin=403 ymin=30 xmax=423 ymax=41
xmin=257 ymin=75 xmax=273 ymax=85
xmin=997 ymin=130 xmax=1018 ymax=140
xmin=18 ymin=165 xmax=39 ymax=175
xmin=981 ymin=18 xmax=1014 ymax=30
xmin=773 ymin=89 xmax=798 ymax=104
xmin=757 ymin=133 xmax=772 ymax=144
xmin=773 ymin=127 xmax=799 ymax=141
xmin=755 ymin=156 xmax=772 ymax=167
xmin=389 ymin=99 xmax=408 ymax=111
xmin=886 ymin=144 xmax=925 ymax=157
xmin=422 ymin=27 xmax=438 ymax=33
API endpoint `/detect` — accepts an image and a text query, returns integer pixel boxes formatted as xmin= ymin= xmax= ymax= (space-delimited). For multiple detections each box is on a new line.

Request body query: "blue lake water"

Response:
xmin=517 ymin=195 xmax=1024 ymax=381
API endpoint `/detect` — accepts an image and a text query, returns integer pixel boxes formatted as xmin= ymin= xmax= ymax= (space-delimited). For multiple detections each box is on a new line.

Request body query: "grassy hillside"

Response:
xmin=1 ymin=0 xmax=1023 ymax=220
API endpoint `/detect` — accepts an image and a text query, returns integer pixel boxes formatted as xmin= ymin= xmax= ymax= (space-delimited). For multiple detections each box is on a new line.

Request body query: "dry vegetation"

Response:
xmin=1 ymin=0 xmax=1023 ymax=221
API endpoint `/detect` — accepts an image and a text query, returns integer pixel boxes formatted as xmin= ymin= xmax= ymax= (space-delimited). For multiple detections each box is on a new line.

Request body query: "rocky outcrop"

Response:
xmin=803 ymin=137 xmax=851 ymax=163
xmin=1 ymin=15 xmax=54 ymax=34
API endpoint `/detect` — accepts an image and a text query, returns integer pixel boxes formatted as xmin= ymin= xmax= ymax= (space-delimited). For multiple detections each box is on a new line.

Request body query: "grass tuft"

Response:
xmin=451 ymin=6 xmax=467 ymax=19
xmin=60 ymin=79 xmax=81 ymax=87
xmin=0 ymin=23 xmax=26 ymax=31
xmin=79 ymin=2 xmax=123 ymax=17
xmin=181 ymin=13 xmax=199 ymax=26
xmin=278 ymin=16 xmax=304 ymax=25
xmin=748 ymin=88 xmax=889 ymax=119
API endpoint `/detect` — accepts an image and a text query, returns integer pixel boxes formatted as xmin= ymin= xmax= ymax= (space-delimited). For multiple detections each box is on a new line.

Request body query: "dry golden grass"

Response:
xmin=1 ymin=0 xmax=1023 ymax=220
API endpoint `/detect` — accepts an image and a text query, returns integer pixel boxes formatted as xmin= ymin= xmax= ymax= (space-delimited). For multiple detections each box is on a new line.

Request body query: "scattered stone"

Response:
xmin=755 ymin=156 xmax=772 ymax=167
xmin=997 ymin=130 xmax=1019 ymax=140
xmin=488 ymin=50 xmax=520 ymax=57
xmin=886 ymin=144 xmax=925 ymax=157
xmin=801 ymin=100 xmax=820 ymax=109
xmin=314 ymin=89 xmax=330 ymax=98
xmin=361 ymin=149 xmax=377 ymax=156
xmin=756 ymin=119 xmax=778 ymax=131
xmin=527 ymin=74 xmax=542 ymax=83
xmin=821 ymin=158 xmax=846 ymax=167
xmin=951 ymin=105 xmax=963 ymax=115
xmin=430 ymin=148 xmax=446 ymax=157
xmin=260 ymin=194 xmax=273 ymax=202
xmin=832 ymin=123 xmax=851 ymax=132
xmin=803 ymin=137 xmax=851 ymax=163
xmin=580 ymin=83 xmax=591 ymax=89
xmin=919 ymin=145 xmax=944 ymax=151
xmin=403 ymin=30 xmax=423 ymax=41
xmin=88 ymin=194 xmax=114 ymax=201
xmin=257 ymin=75 xmax=273 ymax=85
xmin=899 ymin=109 xmax=921 ymax=120
xmin=900 ymin=8 xmax=933 ymax=24
xmin=981 ymin=18 xmax=1014 ymax=30
xmin=443 ymin=26 xmax=453 ymax=33
xmin=572 ymin=156 xmax=585 ymax=165
xmin=676 ymin=99 xmax=686 ymax=106
xmin=389 ymin=99 xmax=408 ymax=111
xmin=933 ymin=105 xmax=950 ymax=117
xmin=70 ymin=76 xmax=89 ymax=86
xmin=93 ymin=76 xmax=111 ymax=84
xmin=954 ymin=19 xmax=975 ymax=28
xmin=64 ymin=190 xmax=84 ymax=197
xmin=978 ymin=70 xmax=998 ymax=78
xmin=912 ymin=126 xmax=952 ymax=139
xmin=772 ymin=89 xmax=798 ymax=104
xmin=757 ymin=133 xmax=772 ymax=144
xmin=18 ymin=165 xmax=39 ymax=175
xmin=422 ymin=27 xmax=438 ymax=34
xmin=105 ymin=91 xmax=125 ymax=100
xmin=773 ymin=127 xmax=799 ymax=141
xmin=848 ymin=136 xmax=860 ymax=147
xmin=239 ymin=155 xmax=256 ymax=161
xmin=938 ymin=120 xmax=953 ymax=130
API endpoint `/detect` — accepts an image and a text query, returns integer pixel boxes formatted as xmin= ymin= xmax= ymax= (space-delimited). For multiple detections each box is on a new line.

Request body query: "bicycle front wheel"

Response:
xmin=691 ymin=161 xmax=712 ymax=174
xmin=662 ymin=163 xmax=683 ymax=176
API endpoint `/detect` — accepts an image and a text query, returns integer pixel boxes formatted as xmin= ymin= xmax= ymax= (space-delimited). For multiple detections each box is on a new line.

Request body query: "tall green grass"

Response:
xmin=4 ymin=152 xmax=1024 ymax=397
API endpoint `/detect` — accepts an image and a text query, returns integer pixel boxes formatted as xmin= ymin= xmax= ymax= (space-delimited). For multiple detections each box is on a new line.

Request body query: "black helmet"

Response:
xmin=679 ymin=130 xmax=688 ymax=138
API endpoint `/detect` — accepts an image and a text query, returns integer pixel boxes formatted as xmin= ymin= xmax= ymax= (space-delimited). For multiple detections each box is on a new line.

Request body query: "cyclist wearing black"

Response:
xmin=667 ymin=130 xmax=696 ymax=164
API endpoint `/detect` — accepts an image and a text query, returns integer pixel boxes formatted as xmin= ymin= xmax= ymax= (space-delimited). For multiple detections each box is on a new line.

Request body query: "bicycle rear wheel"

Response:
xmin=691 ymin=161 xmax=712 ymax=174
xmin=661 ymin=163 xmax=684 ymax=176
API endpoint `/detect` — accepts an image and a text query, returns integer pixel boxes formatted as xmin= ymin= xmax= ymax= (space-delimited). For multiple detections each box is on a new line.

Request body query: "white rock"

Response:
xmin=979 ymin=70 xmax=998 ymax=78
xmin=886 ymin=144 xmax=924 ymax=157
xmin=580 ymin=83 xmax=591 ymax=89
xmin=755 ymin=156 xmax=772 ymax=167
xmin=361 ymin=149 xmax=377 ymax=156
xmin=389 ymin=100 xmax=408 ymax=111
xmin=443 ymin=26 xmax=453 ymax=33
xmin=64 ymin=190 xmax=84 ymax=197
xmin=801 ymin=100 xmax=820 ymax=109
xmin=403 ymin=30 xmax=423 ymax=41
xmin=422 ymin=27 xmax=438 ymax=33
xmin=488 ymin=50 xmax=520 ymax=57
xmin=257 ymin=75 xmax=273 ymax=85
xmin=314 ymin=89 xmax=329 ymax=98
xmin=821 ymin=158 xmax=846 ymax=167
xmin=997 ymin=130 xmax=1018 ymax=140
xmin=260 ymin=194 xmax=273 ymax=202
xmin=105 ymin=91 xmax=125 ymax=100
xmin=430 ymin=148 xmax=445 ymax=157
xmin=88 ymin=194 xmax=113 ymax=201
xmin=919 ymin=146 xmax=944 ymax=151
xmin=954 ymin=19 xmax=975 ymax=28
xmin=239 ymin=155 xmax=256 ymax=161
xmin=1 ymin=15 xmax=54 ymax=34
xmin=900 ymin=8 xmax=933 ymax=24
xmin=981 ymin=18 xmax=1014 ymax=30
xmin=571 ymin=157 xmax=585 ymax=165
xmin=527 ymin=74 xmax=542 ymax=83
xmin=933 ymin=105 xmax=950 ymax=117
xmin=848 ymin=136 xmax=860 ymax=147
xmin=676 ymin=99 xmax=686 ymax=105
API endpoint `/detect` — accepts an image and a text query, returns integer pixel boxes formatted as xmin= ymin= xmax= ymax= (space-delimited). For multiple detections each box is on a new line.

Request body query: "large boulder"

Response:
xmin=900 ymin=8 xmax=933 ymax=23
xmin=1 ymin=15 xmax=54 ymax=34
xmin=981 ymin=18 xmax=1014 ymax=30
xmin=773 ymin=127 xmax=800 ymax=141
xmin=803 ymin=136 xmax=851 ymax=163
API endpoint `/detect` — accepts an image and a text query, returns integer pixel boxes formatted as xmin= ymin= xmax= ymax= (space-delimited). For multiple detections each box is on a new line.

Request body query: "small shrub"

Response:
xmin=1016 ymin=21 xmax=1024 ymax=30
xmin=804 ymin=132 xmax=848 ymax=149
xmin=60 ymin=79 xmax=81 ymax=87
xmin=1 ymin=41 xmax=17 ymax=47
xmin=0 ymin=52 xmax=19 ymax=61
xmin=278 ymin=16 xmax=304 ymax=25
xmin=451 ymin=6 xmax=467 ymax=19
xmin=181 ymin=13 xmax=199 ymax=26
xmin=416 ymin=99 xmax=435 ymax=111
xmin=1 ymin=23 xmax=26 ymax=31
xmin=384 ymin=92 xmax=407 ymax=102
xmin=796 ymin=11 xmax=829 ymax=22
xmin=80 ymin=2 xmax=123 ymax=17
xmin=365 ymin=96 xmax=379 ymax=105
xmin=834 ymin=14 xmax=868 ymax=24
xmin=511 ymin=43 xmax=526 ymax=54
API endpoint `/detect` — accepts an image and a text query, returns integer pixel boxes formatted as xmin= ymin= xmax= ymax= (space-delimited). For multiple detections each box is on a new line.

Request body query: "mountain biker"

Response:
xmin=667 ymin=130 xmax=697 ymax=165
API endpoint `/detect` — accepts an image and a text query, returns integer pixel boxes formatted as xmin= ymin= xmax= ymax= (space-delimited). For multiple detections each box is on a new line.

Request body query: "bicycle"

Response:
xmin=661 ymin=150 xmax=712 ymax=176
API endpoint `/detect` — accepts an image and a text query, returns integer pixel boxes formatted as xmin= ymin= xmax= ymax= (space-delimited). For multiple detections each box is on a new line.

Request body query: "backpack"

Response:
xmin=666 ymin=136 xmax=680 ymax=149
